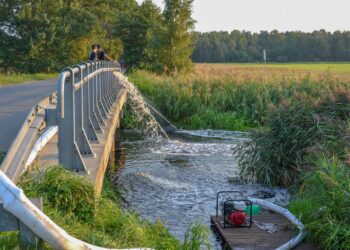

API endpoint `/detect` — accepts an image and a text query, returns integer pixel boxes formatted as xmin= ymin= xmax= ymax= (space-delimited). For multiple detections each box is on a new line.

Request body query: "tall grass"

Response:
xmin=234 ymin=92 xmax=350 ymax=186
xmin=289 ymin=157 xmax=350 ymax=249
xmin=1 ymin=166 xmax=210 ymax=249
xmin=128 ymin=69 xmax=349 ymax=131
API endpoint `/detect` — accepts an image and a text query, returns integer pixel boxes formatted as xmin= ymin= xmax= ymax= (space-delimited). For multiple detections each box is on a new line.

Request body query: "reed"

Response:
xmin=128 ymin=65 xmax=349 ymax=131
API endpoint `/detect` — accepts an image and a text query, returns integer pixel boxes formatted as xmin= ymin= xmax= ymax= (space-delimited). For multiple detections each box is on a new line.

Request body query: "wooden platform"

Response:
xmin=211 ymin=212 xmax=318 ymax=250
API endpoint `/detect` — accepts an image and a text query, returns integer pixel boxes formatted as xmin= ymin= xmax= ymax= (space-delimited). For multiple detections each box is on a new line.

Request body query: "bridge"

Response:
xmin=0 ymin=61 xmax=136 ymax=249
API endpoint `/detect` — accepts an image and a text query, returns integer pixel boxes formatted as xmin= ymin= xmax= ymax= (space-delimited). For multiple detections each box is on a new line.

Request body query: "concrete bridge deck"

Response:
xmin=0 ymin=79 xmax=57 ymax=152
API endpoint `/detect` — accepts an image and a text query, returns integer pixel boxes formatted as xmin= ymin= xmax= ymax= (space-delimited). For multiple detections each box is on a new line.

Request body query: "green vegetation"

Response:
xmin=289 ymin=157 xmax=350 ymax=249
xmin=0 ymin=0 xmax=194 ymax=74
xmin=192 ymin=30 xmax=350 ymax=63
xmin=0 ymin=73 xmax=56 ymax=85
xmin=233 ymin=90 xmax=350 ymax=248
xmin=128 ymin=66 xmax=349 ymax=131
xmin=0 ymin=166 xmax=209 ymax=249
xmin=235 ymin=93 xmax=350 ymax=186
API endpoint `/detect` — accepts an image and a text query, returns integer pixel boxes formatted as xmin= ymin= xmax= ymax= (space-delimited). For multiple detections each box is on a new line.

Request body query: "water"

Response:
xmin=114 ymin=74 xmax=289 ymax=247
xmin=115 ymin=73 xmax=168 ymax=138
xmin=115 ymin=130 xmax=289 ymax=248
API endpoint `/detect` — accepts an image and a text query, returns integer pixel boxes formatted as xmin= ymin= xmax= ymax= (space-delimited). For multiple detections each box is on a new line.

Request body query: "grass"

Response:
xmin=127 ymin=63 xmax=350 ymax=131
xmin=0 ymin=166 xmax=209 ymax=249
xmin=0 ymin=73 xmax=57 ymax=85
xmin=234 ymin=92 xmax=350 ymax=186
xmin=289 ymin=157 xmax=350 ymax=249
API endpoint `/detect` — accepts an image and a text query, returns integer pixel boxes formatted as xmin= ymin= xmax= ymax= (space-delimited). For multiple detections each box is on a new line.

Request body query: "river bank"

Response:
xmin=0 ymin=166 xmax=181 ymax=249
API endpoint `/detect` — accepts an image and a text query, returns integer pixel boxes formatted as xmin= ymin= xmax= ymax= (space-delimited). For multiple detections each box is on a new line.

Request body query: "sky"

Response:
xmin=136 ymin=0 xmax=350 ymax=33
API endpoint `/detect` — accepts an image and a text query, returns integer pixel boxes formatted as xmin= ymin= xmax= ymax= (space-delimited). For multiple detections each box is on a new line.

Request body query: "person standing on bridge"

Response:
xmin=89 ymin=44 xmax=98 ymax=60
xmin=97 ymin=44 xmax=112 ymax=61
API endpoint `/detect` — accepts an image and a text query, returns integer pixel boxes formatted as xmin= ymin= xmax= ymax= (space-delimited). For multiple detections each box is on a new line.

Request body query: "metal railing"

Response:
xmin=56 ymin=61 xmax=121 ymax=172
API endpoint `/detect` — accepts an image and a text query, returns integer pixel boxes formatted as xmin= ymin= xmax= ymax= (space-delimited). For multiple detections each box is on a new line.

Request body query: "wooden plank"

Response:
xmin=211 ymin=213 xmax=318 ymax=250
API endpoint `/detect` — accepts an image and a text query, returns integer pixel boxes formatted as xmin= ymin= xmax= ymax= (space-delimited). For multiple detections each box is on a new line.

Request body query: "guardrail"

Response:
xmin=52 ymin=61 xmax=121 ymax=172
xmin=0 ymin=93 xmax=57 ymax=183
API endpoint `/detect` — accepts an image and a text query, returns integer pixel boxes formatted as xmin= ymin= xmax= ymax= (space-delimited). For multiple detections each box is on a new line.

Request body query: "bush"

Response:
xmin=234 ymin=92 xmax=350 ymax=186
xmin=21 ymin=166 xmax=96 ymax=222
xmin=289 ymin=157 xmax=350 ymax=249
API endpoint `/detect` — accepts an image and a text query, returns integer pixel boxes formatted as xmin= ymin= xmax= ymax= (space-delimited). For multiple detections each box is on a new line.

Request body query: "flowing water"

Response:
xmin=114 ymin=74 xmax=289 ymax=247
xmin=115 ymin=130 xmax=289 ymax=248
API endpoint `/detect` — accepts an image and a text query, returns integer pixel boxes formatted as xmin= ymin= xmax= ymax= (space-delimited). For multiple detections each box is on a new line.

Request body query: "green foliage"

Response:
xmin=115 ymin=0 xmax=195 ymax=74
xmin=128 ymin=69 xmax=349 ymax=131
xmin=192 ymin=30 xmax=350 ymax=63
xmin=234 ymin=92 xmax=350 ymax=186
xmin=115 ymin=0 xmax=162 ymax=70
xmin=289 ymin=157 xmax=350 ymax=249
xmin=182 ymin=223 xmax=210 ymax=250
xmin=21 ymin=167 xmax=96 ymax=222
xmin=154 ymin=0 xmax=195 ymax=74
xmin=17 ymin=166 xmax=181 ymax=249
xmin=0 ymin=0 xmax=123 ymax=73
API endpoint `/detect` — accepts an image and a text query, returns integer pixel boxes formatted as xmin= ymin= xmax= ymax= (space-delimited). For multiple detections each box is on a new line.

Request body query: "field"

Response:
xmin=194 ymin=63 xmax=350 ymax=81
xmin=128 ymin=63 xmax=350 ymax=131
xmin=129 ymin=63 xmax=350 ymax=249
xmin=0 ymin=73 xmax=57 ymax=85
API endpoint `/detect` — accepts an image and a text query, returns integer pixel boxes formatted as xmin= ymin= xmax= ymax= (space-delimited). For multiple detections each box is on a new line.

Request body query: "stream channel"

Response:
xmin=114 ymin=129 xmax=289 ymax=248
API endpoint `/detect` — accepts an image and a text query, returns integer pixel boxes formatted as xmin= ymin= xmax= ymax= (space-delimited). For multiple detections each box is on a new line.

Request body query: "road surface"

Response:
xmin=0 ymin=79 xmax=57 ymax=152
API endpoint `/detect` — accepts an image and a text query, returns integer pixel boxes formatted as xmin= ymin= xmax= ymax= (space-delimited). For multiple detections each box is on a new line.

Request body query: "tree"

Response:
xmin=115 ymin=0 xmax=163 ymax=70
xmin=0 ymin=0 xmax=125 ymax=73
xmin=158 ymin=0 xmax=195 ymax=74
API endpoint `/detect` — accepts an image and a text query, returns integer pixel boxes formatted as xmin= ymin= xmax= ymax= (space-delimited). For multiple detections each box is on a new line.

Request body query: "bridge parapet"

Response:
xmin=53 ymin=61 xmax=122 ymax=173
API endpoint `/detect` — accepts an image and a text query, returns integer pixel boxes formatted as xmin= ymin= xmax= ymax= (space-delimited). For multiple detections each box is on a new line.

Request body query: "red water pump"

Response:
xmin=229 ymin=211 xmax=247 ymax=225
xmin=216 ymin=191 xmax=253 ymax=228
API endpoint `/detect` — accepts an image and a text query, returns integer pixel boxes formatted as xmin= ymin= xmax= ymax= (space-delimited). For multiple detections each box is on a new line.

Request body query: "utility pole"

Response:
xmin=263 ymin=49 xmax=267 ymax=79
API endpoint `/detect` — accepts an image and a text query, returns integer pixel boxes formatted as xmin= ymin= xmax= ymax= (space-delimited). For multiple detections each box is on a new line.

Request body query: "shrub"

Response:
xmin=289 ymin=157 xmax=350 ymax=249
xmin=234 ymin=92 xmax=350 ymax=186
xmin=21 ymin=166 xmax=96 ymax=222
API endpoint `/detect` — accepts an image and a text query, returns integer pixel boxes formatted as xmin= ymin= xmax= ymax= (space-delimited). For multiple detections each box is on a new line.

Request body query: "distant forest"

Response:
xmin=192 ymin=30 xmax=350 ymax=62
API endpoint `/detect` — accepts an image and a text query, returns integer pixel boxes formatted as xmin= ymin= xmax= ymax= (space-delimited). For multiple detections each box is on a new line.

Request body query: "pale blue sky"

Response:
xmin=136 ymin=0 xmax=350 ymax=32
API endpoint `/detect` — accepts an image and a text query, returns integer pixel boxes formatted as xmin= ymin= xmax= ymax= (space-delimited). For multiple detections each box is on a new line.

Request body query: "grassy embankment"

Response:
xmin=128 ymin=63 xmax=350 ymax=249
xmin=0 ymin=165 xmax=209 ymax=249
xmin=0 ymin=73 xmax=57 ymax=85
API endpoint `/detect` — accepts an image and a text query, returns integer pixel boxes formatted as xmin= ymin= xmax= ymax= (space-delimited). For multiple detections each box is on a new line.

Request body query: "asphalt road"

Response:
xmin=0 ymin=79 xmax=57 ymax=152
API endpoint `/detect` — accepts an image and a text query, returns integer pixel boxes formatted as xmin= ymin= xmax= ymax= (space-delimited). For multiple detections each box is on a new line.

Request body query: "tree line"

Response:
xmin=192 ymin=30 xmax=350 ymax=63
xmin=0 ymin=0 xmax=194 ymax=74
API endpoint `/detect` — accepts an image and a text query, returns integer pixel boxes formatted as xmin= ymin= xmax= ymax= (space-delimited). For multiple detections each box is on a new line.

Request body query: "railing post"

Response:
xmin=58 ymin=67 xmax=88 ymax=172
xmin=73 ymin=65 xmax=94 ymax=157
xmin=83 ymin=62 xmax=99 ymax=143
xmin=91 ymin=61 xmax=105 ymax=128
